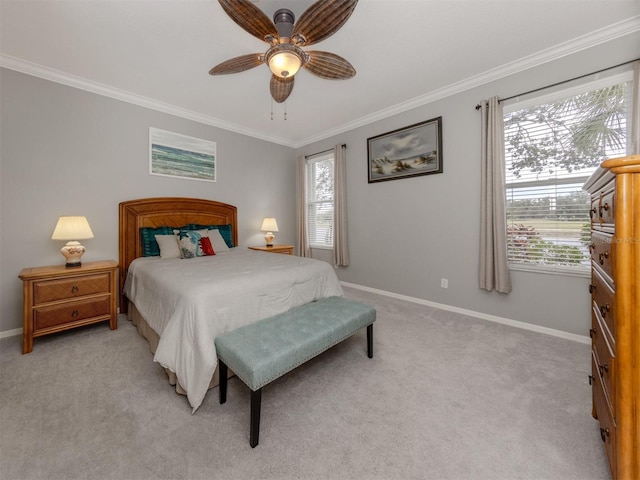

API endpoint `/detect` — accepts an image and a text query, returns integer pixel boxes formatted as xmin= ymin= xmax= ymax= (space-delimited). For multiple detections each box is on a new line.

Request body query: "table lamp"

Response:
xmin=260 ymin=218 xmax=279 ymax=247
xmin=51 ymin=216 xmax=94 ymax=267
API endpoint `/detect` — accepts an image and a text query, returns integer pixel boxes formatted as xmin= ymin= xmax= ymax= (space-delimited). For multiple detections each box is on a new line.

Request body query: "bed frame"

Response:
xmin=118 ymin=197 xmax=238 ymax=313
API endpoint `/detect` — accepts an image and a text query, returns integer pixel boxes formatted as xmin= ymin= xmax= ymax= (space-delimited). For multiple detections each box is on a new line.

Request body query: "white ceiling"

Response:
xmin=1 ymin=0 xmax=639 ymax=147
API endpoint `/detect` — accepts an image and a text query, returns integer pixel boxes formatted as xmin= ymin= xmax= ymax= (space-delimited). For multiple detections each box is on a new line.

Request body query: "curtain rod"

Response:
xmin=305 ymin=144 xmax=346 ymax=159
xmin=474 ymin=58 xmax=639 ymax=110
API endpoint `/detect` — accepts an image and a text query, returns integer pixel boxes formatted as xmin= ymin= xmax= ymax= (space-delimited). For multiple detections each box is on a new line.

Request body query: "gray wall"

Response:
xmin=298 ymin=33 xmax=640 ymax=337
xmin=0 ymin=68 xmax=296 ymax=333
xmin=2 ymin=31 xmax=638 ymax=338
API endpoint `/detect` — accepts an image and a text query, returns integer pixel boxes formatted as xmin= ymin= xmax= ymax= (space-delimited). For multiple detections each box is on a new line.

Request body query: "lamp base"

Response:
xmin=61 ymin=241 xmax=86 ymax=268
xmin=264 ymin=232 xmax=275 ymax=247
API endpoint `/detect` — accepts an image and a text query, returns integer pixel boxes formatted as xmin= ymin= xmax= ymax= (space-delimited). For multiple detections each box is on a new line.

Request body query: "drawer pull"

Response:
xmin=599 ymin=363 xmax=609 ymax=376
xmin=588 ymin=375 xmax=595 ymax=385
xmin=600 ymin=427 xmax=609 ymax=442
xmin=599 ymin=304 xmax=610 ymax=318
xmin=71 ymin=286 xmax=79 ymax=293
xmin=590 ymin=207 xmax=597 ymax=219
xmin=589 ymin=244 xmax=595 ymax=254
xmin=599 ymin=203 xmax=610 ymax=217
xmin=589 ymin=328 xmax=596 ymax=338
xmin=71 ymin=309 xmax=79 ymax=318
xmin=589 ymin=284 xmax=595 ymax=294
xmin=599 ymin=252 xmax=609 ymax=265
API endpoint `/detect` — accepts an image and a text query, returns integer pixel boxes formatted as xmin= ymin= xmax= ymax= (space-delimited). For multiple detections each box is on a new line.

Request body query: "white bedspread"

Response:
xmin=124 ymin=249 xmax=344 ymax=412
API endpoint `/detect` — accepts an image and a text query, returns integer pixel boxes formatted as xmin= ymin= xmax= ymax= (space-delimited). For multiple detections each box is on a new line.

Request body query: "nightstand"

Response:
xmin=18 ymin=260 xmax=118 ymax=354
xmin=248 ymin=245 xmax=294 ymax=255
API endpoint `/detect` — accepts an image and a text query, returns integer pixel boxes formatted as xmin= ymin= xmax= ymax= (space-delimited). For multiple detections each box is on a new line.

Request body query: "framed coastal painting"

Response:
xmin=367 ymin=117 xmax=443 ymax=183
xmin=149 ymin=128 xmax=216 ymax=182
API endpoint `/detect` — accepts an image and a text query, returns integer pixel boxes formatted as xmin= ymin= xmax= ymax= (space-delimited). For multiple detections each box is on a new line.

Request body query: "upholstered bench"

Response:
xmin=215 ymin=296 xmax=376 ymax=448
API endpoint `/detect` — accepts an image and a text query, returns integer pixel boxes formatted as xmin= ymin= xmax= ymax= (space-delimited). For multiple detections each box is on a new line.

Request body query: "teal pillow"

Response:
xmin=140 ymin=226 xmax=175 ymax=256
xmin=186 ymin=224 xmax=234 ymax=248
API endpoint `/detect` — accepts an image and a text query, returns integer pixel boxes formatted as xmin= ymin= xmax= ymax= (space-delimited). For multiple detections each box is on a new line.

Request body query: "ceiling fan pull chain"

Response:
xmin=270 ymin=97 xmax=274 ymax=121
xmin=284 ymin=101 xmax=287 ymax=121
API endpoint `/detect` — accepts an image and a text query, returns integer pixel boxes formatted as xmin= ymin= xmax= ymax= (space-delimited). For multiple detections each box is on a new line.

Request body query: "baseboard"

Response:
xmin=1 ymin=291 xmax=589 ymax=345
xmin=341 ymin=281 xmax=591 ymax=345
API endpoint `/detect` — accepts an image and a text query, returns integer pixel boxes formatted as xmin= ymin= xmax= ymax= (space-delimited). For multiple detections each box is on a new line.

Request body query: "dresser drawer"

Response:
xmin=33 ymin=273 xmax=111 ymax=304
xmin=591 ymin=307 xmax=616 ymax=414
xmin=34 ymin=295 xmax=111 ymax=331
xmin=591 ymin=231 xmax=614 ymax=281
xmin=591 ymin=268 xmax=615 ymax=342
xmin=594 ymin=188 xmax=615 ymax=227
xmin=592 ymin=353 xmax=616 ymax=478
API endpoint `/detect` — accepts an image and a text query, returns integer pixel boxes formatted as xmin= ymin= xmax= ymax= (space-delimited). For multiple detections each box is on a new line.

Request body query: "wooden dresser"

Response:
xmin=583 ymin=154 xmax=639 ymax=479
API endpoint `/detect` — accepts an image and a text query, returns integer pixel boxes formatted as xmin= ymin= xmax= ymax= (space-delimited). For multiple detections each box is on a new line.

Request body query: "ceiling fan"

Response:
xmin=209 ymin=0 xmax=358 ymax=103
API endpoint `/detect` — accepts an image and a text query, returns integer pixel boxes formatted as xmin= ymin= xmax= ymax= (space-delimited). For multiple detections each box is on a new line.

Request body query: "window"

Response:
xmin=503 ymin=73 xmax=633 ymax=275
xmin=306 ymin=152 xmax=334 ymax=248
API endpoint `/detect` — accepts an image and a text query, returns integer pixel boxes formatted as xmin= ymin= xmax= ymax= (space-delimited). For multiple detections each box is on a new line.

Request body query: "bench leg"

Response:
xmin=219 ymin=360 xmax=228 ymax=404
xmin=250 ymin=388 xmax=262 ymax=448
xmin=367 ymin=324 xmax=373 ymax=359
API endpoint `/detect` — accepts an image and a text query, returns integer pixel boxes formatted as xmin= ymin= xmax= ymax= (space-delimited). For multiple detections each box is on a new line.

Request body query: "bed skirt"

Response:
xmin=127 ymin=302 xmax=222 ymax=397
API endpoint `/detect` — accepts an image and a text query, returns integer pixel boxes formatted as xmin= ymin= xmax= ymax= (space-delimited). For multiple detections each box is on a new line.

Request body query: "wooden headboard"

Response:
xmin=118 ymin=197 xmax=238 ymax=312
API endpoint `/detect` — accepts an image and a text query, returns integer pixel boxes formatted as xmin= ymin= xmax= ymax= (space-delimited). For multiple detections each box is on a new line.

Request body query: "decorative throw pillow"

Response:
xmin=173 ymin=229 xmax=210 ymax=258
xmin=199 ymin=236 xmax=215 ymax=256
xmin=207 ymin=229 xmax=230 ymax=253
xmin=155 ymin=234 xmax=181 ymax=259
xmin=186 ymin=224 xmax=234 ymax=248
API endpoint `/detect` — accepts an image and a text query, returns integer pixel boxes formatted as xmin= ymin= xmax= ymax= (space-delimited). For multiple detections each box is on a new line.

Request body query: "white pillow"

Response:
xmin=155 ymin=234 xmax=181 ymax=259
xmin=208 ymin=229 xmax=230 ymax=253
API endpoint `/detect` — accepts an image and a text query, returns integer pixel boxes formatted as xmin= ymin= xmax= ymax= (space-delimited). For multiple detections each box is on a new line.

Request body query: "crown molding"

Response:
xmin=2 ymin=16 xmax=638 ymax=150
xmin=293 ymin=15 xmax=640 ymax=148
xmin=0 ymin=54 xmax=297 ymax=148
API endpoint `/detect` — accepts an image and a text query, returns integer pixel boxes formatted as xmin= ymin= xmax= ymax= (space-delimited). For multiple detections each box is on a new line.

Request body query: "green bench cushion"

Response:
xmin=214 ymin=296 xmax=376 ymax=391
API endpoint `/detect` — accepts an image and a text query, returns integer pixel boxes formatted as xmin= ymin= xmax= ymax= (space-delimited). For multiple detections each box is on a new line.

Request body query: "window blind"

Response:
xmin=504 ymin=78 xmax=632 ymax=275
xmin=306 ymin=153 xmax=334 ymax=248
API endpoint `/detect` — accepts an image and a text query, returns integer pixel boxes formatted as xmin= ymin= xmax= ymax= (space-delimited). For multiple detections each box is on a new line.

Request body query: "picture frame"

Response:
xmin=149 ymin=127 xmax=216 ymax=182
xmin=367 ymin=117 xmax=442 ymax=183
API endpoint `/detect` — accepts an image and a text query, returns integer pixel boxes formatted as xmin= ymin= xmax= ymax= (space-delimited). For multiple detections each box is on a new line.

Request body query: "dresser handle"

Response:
xmin=600 ymin=427 xmax=609 ymax=442
xmin=71 ymin=285 xmax=79 ymax=293
xmin=599 ymin=363 xmax=609 ymax=376
xmin=590 ymin=207 xmax=597 ymax=219
xmin=599 ymin=252 xmax=609 ymax=265
xmin=599 ymin=203 xmax=610 ymax=217
xmin=588 ymin=375 xmax=595 ymax=385
xmin=599 ymin=304 xmax=610 ymax=318
xmin=589 ymin=328 xmax=596 ymax=338
xmin=71 ymin=309 xmax=79 ymax=318
xmin=589 ymin=284 xmax=595 ymax=294
xmin=589 ymin=244 xmax=595 ymax=253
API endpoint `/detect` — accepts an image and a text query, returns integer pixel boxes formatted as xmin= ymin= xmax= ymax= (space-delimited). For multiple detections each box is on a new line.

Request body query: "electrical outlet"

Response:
xmin=441 ymin=278 xmax=448 ymax=288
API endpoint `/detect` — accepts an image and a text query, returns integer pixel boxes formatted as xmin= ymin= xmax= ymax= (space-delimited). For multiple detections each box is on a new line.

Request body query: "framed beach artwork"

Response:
xmin=149 ymin=128 xmax=216 ymax=182
xmin=367 ymin=117 xmax=443 ymax=183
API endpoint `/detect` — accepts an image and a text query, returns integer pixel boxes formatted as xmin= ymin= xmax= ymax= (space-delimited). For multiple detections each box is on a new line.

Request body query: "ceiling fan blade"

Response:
xmin=209 ymin=54 xmax=263 ymax=75
xmin=303 ymin=51 xmax=356 ymax=79
xmin=292 ymin=0 xmax=358 ymax=46
xmin=270 ymin=75 xmax=295 ymax=103
xmin=218 ymin=0 xmax=278 ymax=43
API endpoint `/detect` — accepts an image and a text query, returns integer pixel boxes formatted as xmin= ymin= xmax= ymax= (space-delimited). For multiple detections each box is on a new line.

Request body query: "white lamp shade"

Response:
xmin=51 ymin=216 xmax=94 ymax=240
xmin=260 ymin=218 xmax=279 ymax=232
xmin=268 ymin=51 xmax=302 ymax=78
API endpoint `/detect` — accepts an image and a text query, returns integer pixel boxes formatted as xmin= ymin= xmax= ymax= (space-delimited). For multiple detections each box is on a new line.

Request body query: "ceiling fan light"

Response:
xmin=269 ymin=51 xmax=302 ymax=78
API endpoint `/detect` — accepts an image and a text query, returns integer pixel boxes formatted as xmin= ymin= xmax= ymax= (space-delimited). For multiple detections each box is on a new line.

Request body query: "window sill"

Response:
xmin=310 ymin=245 xmax=333 ymax=251
xmin=508 ymin=263 xmax=590 ymax=278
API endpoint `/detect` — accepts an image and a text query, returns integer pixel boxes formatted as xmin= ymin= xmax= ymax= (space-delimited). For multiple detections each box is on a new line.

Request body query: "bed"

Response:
xmin=118 ymin=197 xmax=344 ymax=412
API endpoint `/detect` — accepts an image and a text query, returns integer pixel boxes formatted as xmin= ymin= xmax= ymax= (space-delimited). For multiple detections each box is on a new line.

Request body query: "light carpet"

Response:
xmin=0 ymin=286 xmax=609 ymax=480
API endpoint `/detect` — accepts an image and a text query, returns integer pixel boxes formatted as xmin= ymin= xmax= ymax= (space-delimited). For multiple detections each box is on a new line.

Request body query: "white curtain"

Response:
xmin=631 ymin=60 xmax=640 ymax=154
xmin=296 ymin=154 xmax=311 ymax=257
xmin=479 ymin=96 xmax=512 ymax=293
xmin=333 ymin=144 xmax=350 ymax=267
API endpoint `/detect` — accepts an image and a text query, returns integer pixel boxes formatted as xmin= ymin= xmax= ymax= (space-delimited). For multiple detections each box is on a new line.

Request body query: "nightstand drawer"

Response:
xmin=34 ymin=295 xmax=111 ymax=330
xmin=33 ymin=273 xmax=111 ymax=304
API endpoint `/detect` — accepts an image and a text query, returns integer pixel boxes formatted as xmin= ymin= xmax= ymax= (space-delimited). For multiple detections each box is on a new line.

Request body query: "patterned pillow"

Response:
xmin=140 ymin=226 xmax=175 ymax=256
xmin=186 ymin=224 xmax=234 ymax=248
xmin=174 ymin=229 xmax=210 ymax=258
xmin=199 ymin=236 xmax=215 ymax=256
